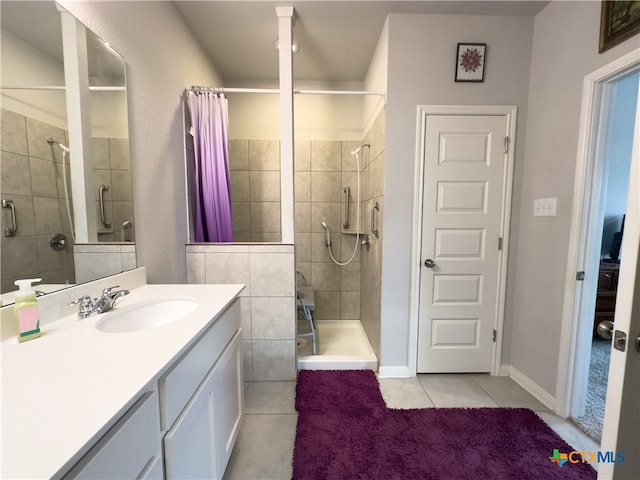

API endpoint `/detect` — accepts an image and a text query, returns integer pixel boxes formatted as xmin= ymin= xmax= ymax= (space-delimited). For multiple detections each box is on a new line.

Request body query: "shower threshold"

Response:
xmin=297 ymin=320 xmax=377 ymax=370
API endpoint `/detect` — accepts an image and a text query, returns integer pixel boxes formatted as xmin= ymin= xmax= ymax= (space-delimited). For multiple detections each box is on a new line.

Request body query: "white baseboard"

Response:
xmin=378 ymin=365 xmax=412 ymax=378
xmin=504 ymin=364 xmax=556 ymax=410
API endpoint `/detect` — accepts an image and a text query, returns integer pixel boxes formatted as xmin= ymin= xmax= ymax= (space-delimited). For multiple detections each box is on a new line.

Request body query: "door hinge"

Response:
xmin=492 ymin=329 xmax=497 ymax=342
xmin=498 ymin=237 xmax=503 ymax=251
xmin=504 ymin=137 xmax=510 ymax=154
xmin=576 ymin=271 xmax=585 ymax=281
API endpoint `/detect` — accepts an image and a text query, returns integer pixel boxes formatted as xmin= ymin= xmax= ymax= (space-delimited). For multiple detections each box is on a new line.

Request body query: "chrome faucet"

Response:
xmin=69 ymin=285 xmax=130 ymax=318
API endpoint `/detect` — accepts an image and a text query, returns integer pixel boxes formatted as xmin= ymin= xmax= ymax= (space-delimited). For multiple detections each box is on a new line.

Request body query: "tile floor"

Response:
xmin=223 ymin=374 xmax=599 ymax=479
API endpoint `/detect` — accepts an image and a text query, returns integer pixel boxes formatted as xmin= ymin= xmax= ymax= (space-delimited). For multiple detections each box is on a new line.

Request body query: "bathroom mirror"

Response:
xmin=0 ymin=0 xmax=136 ymax=300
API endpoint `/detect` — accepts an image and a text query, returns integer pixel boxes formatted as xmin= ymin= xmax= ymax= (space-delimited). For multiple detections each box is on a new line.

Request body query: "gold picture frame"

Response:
xmin=599 ymin=1 xmax=640 ymax=53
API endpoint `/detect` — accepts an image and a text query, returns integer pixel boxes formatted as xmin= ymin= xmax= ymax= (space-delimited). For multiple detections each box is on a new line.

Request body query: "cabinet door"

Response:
xmin=212 ymin=332 xmax=243 ymax=476
xmin=163 ymin=376 xmax=217 ymax=479
xmin=164 ymin=331 xmax=243 ymax=480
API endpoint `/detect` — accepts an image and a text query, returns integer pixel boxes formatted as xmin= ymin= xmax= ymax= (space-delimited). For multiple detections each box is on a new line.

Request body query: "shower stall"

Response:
xmin=219 ymin=88 xmax=385 ymax=371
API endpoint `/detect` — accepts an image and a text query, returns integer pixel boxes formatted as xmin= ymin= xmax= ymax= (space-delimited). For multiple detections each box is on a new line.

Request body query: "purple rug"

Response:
xmin=292 ymin=370 xmax=596 ymax=480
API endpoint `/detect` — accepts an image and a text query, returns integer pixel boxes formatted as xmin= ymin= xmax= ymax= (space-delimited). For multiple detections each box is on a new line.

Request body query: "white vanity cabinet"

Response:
xmin=63 ymin=391 xmax=163 ymax=479
xmin=161 ymin=298 xmax=243 ymax=479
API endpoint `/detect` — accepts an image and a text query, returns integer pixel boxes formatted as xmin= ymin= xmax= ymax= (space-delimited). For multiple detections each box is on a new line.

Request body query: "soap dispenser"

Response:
xmin=14 ymin=278 xmax=42 ymax=342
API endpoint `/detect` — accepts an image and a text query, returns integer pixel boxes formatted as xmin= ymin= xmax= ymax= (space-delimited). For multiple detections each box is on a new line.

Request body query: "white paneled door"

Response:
xmin=417 ymin=112 xmax=513 ymax=373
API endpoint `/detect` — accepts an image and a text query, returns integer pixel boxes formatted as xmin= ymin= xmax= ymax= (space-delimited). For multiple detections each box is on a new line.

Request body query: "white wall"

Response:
xmin=381 ymin=13 xmax=534 ymax=369
xmin=1 ymin=29 xmax=67 ymax=128
xmin=507 ymin=1 xmax=639 ymax=396
xmin=59 ymin=0 xmax=223 ymax=283
xmin=226 ymin=80 xmax=365 ymax=140
xmin=364 ymin=18 xmax=389 ymax=135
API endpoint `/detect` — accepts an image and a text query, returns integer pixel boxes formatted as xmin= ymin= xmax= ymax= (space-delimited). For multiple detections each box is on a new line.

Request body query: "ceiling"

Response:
xmin=1 ymin=1 xmax=549 ymax=85
xmin=173 ymin=1 xmax=550 ymax=83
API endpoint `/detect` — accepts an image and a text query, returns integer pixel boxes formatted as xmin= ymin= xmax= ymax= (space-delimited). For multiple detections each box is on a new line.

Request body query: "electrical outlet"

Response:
xmin=533 ymin=197 xmax=557 ymax=216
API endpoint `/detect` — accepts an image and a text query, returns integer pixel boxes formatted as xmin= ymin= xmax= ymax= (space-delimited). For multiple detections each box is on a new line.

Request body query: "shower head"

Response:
xmin=321 ymin=221 xmax=331 ymax=247
xmin=46 ymin=137 xmax=70 ymax=153
xmin=351 ymin=144 xmax=371 ymax=157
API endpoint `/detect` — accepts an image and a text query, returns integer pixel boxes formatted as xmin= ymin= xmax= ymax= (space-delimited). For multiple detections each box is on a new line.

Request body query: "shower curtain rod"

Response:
xmin=189 ymin=85 xmax=384 ymax=96
xmin=0 ymin=85 xmax=126 ymax=92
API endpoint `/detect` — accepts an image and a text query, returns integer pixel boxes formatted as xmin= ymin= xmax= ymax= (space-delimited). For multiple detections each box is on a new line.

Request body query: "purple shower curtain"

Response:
xmin=187 ymin=91 xmax=234 ymax=242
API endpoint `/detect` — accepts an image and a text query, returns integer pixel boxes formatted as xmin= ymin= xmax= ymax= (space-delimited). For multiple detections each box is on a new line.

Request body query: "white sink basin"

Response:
xmin=96 ymin=298 xmax=199 ymax=333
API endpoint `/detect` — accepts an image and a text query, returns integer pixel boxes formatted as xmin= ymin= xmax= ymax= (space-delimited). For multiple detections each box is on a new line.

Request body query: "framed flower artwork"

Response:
xmin=455 ymin=43 xmax=486 ymax=82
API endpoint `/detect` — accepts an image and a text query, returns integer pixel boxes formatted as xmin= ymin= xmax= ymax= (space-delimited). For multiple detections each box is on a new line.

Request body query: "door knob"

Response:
xmin=596 ymin=320 xmax=614 ymax=340
xmin=635 ymin=333 xmax=640 ymax=353
xmin=424 ymin=259 xmax=436 ymax=268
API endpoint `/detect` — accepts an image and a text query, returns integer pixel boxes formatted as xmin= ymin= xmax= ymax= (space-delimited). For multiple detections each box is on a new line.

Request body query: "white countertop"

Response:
xmin=0 ymin=283 xmax=244 ymax=479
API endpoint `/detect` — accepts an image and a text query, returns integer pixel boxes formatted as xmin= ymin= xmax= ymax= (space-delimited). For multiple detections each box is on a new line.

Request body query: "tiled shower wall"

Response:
xmin=227 ymin=138 xmax=364 ymax=322
xmin=1 ymin=109 xmax=75 ymax=292
xmin=186 ymin=244 xmax=296 ymax=381
xmin=1 ymin=109 xmax=135 ymax=292
xmin=91 ymin=138 xmax=135 ymax=243
xmin=360 ymin=109 xmax=385 ymax=359
xmin=228 ymin=140 xmax=282 ymax=242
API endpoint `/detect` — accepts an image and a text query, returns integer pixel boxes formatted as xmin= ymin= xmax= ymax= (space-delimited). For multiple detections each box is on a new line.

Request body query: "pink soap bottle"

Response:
xmin=14 ymin=278 xmax=42 ymax=342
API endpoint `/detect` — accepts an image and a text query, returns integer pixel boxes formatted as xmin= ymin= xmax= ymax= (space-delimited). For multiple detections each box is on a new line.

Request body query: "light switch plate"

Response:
xmin=534 ymin=197 xmax=557 ymax=216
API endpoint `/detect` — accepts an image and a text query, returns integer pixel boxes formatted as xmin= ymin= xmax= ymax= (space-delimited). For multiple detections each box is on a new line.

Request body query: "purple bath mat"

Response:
xmin=292 ymin=370 xmax=596 ymax=480
xmin=295 ymin=369 xmax=386 ymax=415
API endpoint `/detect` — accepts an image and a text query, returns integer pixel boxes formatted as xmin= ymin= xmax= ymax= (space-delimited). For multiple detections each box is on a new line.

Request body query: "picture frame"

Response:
xmin=599 ymin=1 xmax=640 ymax=53
xmin=455 ymin=43 xmax=486 ymax=82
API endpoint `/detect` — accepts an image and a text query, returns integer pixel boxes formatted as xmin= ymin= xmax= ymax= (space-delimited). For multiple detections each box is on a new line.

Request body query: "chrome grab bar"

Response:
xmin=371 ymin=201 xmax=380 ymax=238
xmin=343 ymin=186 xmax=351 ymax=229
xmin=2 ymin=199 xmax=17 ymax=236
xmin=99 ymin=185 xmax=112 ymax=228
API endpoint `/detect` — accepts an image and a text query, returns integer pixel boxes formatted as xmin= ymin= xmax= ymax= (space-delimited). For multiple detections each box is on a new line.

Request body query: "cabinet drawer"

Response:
xmin=159 ymin=298 xmax=240 ymax=430
xmin=64 ymin=391 xmax=161 ymax=479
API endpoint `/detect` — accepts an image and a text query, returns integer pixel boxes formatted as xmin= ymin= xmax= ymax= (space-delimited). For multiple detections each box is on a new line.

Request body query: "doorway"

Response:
xmin=571 ymin=70 xmax=638 ymax=442
xmin=556 ymin=50 xmax=640 ymax=444
xmin=412 ymin=105 xmax=517 ymax=374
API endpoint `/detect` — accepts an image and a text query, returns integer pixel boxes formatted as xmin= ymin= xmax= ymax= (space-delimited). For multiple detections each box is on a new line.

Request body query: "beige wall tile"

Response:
xmin=251 ymin=340 xmax=296 ymax=381
xmin=91 ymin=138 xmax=110 ymax=169
xmin=2 ymin=151 xmax=32 ymax=196
xmin=295 ymin=171 xmax=310 ymax=202
xmin=109 ymin=138 xmax=131 ymax=170
xmin=26 ymin=118 xmax=66 ymax=161
xmin=341 ymin=291 xmax=361 ymax=320
xmin=251 ymin=297 xmax=295 ymax=340
xmin=250 ymin=202 xmax=281 ymax=233
xmin=1 ymin=109 xmax=28 ymax=155
xmin=186 ymin=252 xmax=205 ymax=283
xmin=231 ymin=170 xmax=250 ymax=202
xmin=204 ymin=252 xmax=251 ymax=295
xmin=229 ymin=139 xmax=249 ymax=170
xmin=295 ymin=202 xmax=310 ymax=233
xmin=313 ymin=291 xmax=340 ymax=320
xmin=250 ymin=139 xmax=280 ymax=171
xmin=310 ymin=261 xmax=341 ymax=291
xmin=310 ymin=140 xmax=341 ymax=172
xmin=250 ymin=171 xmax=280 ymax=202
xmin=311 ymin=171 xmax=341 ymax=203
xmin=294 ymin=140 xmax=310 ymax=171
xmin=250 ymin=252 xmax=294 ymax=297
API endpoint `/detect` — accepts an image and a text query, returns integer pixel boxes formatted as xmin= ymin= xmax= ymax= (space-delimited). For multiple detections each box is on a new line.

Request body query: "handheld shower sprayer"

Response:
xmin=46 ymin=137 xmax=70 ymax=153
xmin=321 ymin=221 xmax=331 ymax=247
xmin=350 ymin=143 xmax=370 ymax=158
